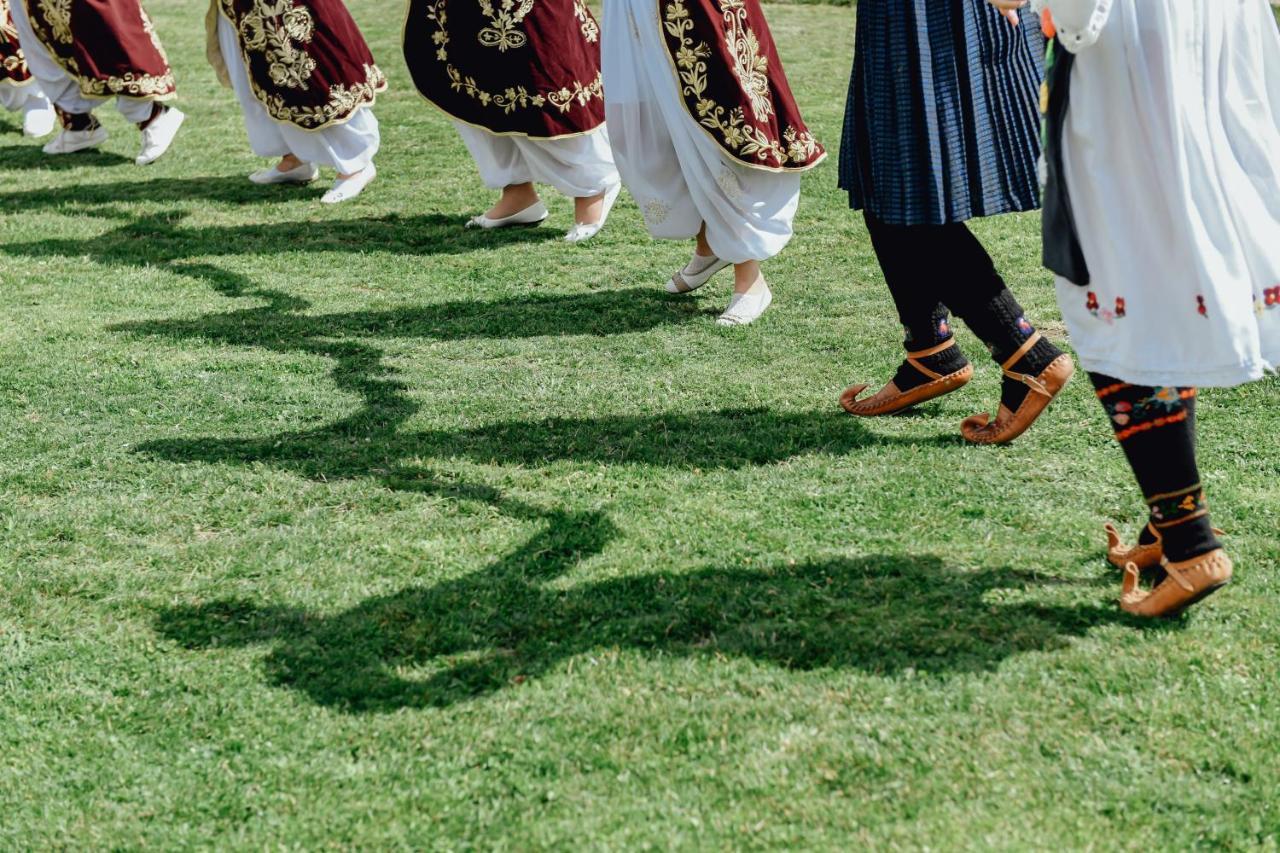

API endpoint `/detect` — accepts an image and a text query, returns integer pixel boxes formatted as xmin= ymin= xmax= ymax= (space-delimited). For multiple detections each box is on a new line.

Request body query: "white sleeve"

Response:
xmin=1032 ymin=0 xmax=1113 ymax=52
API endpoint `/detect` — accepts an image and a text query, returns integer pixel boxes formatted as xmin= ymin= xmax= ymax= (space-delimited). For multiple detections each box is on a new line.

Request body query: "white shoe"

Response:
xmin=135 ymin=107 xmax=184 ymax=165
xmin=22 ymin=102 xmax=56 ymax=139
xmin=716 ymin=280 xmax=773 ymax=327
xmin=249 ymin=162 xmax=320 ymax=185
xmin=466 ymin=199 xmax=549 ymax=229
xmin=665 ymin=252 xmax=730 ymax=294
xmin=42 ymin=125 xmax=108 ymax=155
xmin=564 ymin=181 xmax=622 ymax=244
xmin=321 ymin=163 xmax=376 ymax=204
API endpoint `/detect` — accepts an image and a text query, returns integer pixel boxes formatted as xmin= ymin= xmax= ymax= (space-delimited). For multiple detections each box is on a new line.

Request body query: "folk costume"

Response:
xmin=8 ymin=0 xmax=183 ymax=162
xmin=207 ymin=0 xmax=386 ymax=203
xmin=1036 ymin=0 xmax=1280 ymax=617
xmin=0 ymin=0 xmax=54 ymax=137
xmin=402 ymin=0 xmax=620 ymax=242
xmin=601 ymin=0 xmax=825 ymax=324
xmin=837 ymin=1 xmax=1073 ymax=444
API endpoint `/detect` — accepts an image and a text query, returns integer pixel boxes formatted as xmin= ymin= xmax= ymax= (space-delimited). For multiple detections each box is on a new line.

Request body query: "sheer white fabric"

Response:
xmin=600 ymin=0 xmax=800 ymax=264
xmin=452 ymin=122 xmax=619 ymax=199
xmin=217 ymin=17 xmax=378 ymax=174
xmin=1046 ymin=0 xmax=1280 ymax=387
xmin=0 ymin=80 xmax=48 ymax=114
xmin=9 ymin=0 xmax=153 ymax=123
xmin=1031 ymin=0 xmax=1112 ymax=51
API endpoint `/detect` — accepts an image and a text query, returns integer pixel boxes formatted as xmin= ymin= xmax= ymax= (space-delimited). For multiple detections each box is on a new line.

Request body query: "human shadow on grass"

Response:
xmin=154 ymin=501 xmax=1123 ymax=712
xmin=0 ymin=141 xmax=133 ymax=171
xmin=1 ymin=209 xmax=558 ymax=271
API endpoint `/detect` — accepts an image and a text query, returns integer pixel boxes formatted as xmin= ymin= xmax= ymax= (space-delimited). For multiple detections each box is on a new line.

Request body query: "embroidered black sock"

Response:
xmin=865 ymin=213 xmax=970 ymax=393
xmin=1089 ymin=372 xmax=1221 ymax=562
xmin=57 ymin=108 xmax=99 ymax=132
xmin=957 ymin=289 xmax=1064 ymax=412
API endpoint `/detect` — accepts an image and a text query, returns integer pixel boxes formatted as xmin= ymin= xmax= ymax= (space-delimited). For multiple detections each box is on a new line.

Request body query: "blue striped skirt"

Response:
xmin=838 ymin=0 xmax=1044 ymax=226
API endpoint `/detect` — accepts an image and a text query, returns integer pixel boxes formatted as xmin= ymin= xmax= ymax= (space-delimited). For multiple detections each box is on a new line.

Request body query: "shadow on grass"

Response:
xmin=154 ymin=512 xmax=1122 ymax=712
xmin=0 ymin=140 xmax=133 ymax=170
xmin=1 ymin=209 xmax=557 ymax=272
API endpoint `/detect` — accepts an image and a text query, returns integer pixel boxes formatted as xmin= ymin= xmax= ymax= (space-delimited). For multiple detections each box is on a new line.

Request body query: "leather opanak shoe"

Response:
xmin=960 ymin=332 xmax=1074 ymax=444
xmin=1121 ymin=549 xmax=1233 ymax=618
xmin=1105 ymin=521 xmax=1226 ymax=571
xmin=841 ymin=338 xmax=973 ymax=417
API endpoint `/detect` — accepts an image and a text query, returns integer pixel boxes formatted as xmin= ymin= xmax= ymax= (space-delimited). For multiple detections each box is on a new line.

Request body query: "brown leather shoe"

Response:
xmin=1106 ymin=522 xmax=1164 ymax=570
xmin=1105 ymin=521 xmax=1225 ymax=571
xmin=841 ymin=339 xmax=973 ymax=417
xmin=960 ymin=333 xmax=1074 ymax=444
xmin=1120 ymin=549 xmax=1233 ymax=618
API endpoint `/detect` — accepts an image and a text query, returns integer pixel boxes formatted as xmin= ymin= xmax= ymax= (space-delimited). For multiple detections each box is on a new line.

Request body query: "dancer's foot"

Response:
xmin=466 ymin=200 xmax=548 ymax=229
xmin=136 ymin=106 xmax=184 ymax=165
xmin=960 ymin=333 xmax=1074 ymax=444
xmin=321 ymin=163 xmax=377 ymax=204
xmin=43 ymin=124 xmax=107 ymax=155
xmin=484 ymin=183 xmax=541 ymax=220
xmin=564 ymin=182 xmax=621 ymax=243
xmin=716 ymin=273 xmax=772 ymax=326
xmin=249 ymin=159 xmax=319 ymax=185
xmin=665 ymin=250 xmax=730 ymax=294
xmin=841 ymin=339 xmax=974 ymax=416
xmin=1121 ymin=549 xmax=1233 ymax=618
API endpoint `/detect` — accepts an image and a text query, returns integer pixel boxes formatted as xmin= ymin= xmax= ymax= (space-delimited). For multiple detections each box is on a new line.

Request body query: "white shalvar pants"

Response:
xmin=453 ymin=121 xmax=619 ymax=199
xmin=0 ymin=81 xmax=50 ymax=115
xmin=217 ymin=16 xmax=378 ymax=174
xmin=9 ymin=0 xmax=154 ymax=124
xmin=600 ymin=0 xmax=800 ymax=264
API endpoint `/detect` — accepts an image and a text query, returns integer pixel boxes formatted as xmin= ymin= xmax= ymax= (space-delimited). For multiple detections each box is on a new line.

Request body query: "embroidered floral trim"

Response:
xmin=35 ymin=0 xmax=70 ymax=44
xmin=1256 ymin=286 xmax=1280 ymax=316
xmin=231 ymin=0 xmax=316 ymax=90
xmin=425 ymin=0 xmax=603 ymax=116
xmin=477 ymin=0 xmax=534 ymax=51
xmin=23 ymin=0 xmax=175 ymax=98
xmin=1 ymin=0 xmax=31 ymax=79
xmin=1086 ymin=291 xmax=1126 ymax=325
xmin=573 ymin=0 xmax=598 ymax=42
xmin=642 ymin=198 xmax=671 ymax=225
xmin=1096 ymin=384 xmax=1196 ymax=442
xmin=1147 ymin=484 xmax=1208 ymax=528
xmin=662 ymin=0 xmax=819 ymax=169
xmin=257 ymin=63 xmax=385 ymax=128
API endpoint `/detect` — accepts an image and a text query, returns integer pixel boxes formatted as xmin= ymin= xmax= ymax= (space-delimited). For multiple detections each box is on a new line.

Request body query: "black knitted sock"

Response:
xmin=890 ymin=307 xmax=969 ymax=392
xmin=57 ymin=108 xmax=99 ymax=132
xmin=1089 ymin=373 xmax=1221 ymax=562
xmin=960 ymin=289 xmax=1064 ymax=411
xmin=865 ymin=213 xmax=970 ymax=393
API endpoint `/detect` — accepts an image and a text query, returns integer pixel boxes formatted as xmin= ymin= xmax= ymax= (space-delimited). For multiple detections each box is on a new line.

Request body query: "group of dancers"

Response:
xmin=1 ymin=0 xmax=1277 ymax=618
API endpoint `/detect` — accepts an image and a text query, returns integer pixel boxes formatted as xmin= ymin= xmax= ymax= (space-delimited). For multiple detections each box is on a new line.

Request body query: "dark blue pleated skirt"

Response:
xmin=838 ymin=0 xmax=1044 ymax=226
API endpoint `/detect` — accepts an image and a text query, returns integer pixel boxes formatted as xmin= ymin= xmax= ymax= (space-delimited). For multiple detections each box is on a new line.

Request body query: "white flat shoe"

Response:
xmin=42 ymin=125 xmax=108 ymax=155
xmin=665 ymin=252 xmax=730 ymax=294
xmin=135 ymin=107 xmax=184 ymax=165
xmin=249 ymin=161 xmax=320 ymax=185
xmin=564 ymin=181 xmax=622 ymax=244
xmin=466 ymin=200 xmax=549 ymax=229
xmin=321 ymin=163 xmax=376 ymax=204
xmin=716 ymin=280 xmax=773 ymax=327
xmin=22 ymin=101 xmax=56 ymax=139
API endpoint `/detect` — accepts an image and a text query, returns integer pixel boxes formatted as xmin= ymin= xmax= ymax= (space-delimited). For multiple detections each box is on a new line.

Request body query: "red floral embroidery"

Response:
xmin=1114 ymin=297 xmax=1126 ymax=318
xmin=1196 ymin=295 xmax=1207 ymax=317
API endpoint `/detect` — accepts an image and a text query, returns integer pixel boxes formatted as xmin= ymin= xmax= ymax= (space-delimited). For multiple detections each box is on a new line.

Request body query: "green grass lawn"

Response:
xmin=1 ymin=2 xmax=1278 ymax=847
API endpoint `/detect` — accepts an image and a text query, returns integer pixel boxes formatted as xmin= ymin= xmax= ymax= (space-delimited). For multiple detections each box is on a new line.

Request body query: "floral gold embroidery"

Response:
xmin=232 ymin=0 xmax=317 ymax=90
xmin=425 ymin=0 xmax=602 ymax=115
xmin=256 ymin=62 xmax=384 ymax=128
xmin=662 ymin=0 xmax=816 ymax=169
xmin=720 ymin=0 xmax=770 ymax=121
xmin=573 ymin=0 xmax=598 ymax=43
xmin=35 ymin=0 xmax=71 ymax=44
xmin=22 ymin=0 xmax=175 ymax=98
xmin=476 ymin=0 xmax=534 ymax=51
